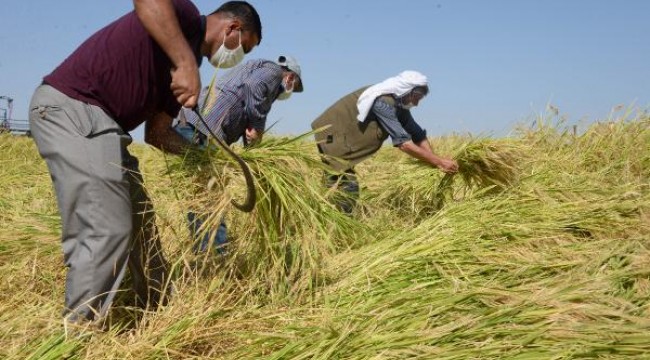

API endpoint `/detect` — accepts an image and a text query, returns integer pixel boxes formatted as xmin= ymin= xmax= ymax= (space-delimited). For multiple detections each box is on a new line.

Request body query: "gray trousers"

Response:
xmin=29 ymin=85 xmax=169 ymax=322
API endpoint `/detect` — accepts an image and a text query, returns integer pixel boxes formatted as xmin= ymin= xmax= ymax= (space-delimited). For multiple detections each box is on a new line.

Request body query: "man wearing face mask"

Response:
xmin=28 ymin=0 xmax=262 ymax=325
xmin=174 ymin=55 xmax=304 ymax=253
xmin=311 ymin=71 xmax=458 ymax=214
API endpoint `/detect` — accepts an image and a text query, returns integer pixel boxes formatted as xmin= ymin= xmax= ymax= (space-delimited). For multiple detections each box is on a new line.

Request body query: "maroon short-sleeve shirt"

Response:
xmin=43 ymin=0 xmax=204 ymax=132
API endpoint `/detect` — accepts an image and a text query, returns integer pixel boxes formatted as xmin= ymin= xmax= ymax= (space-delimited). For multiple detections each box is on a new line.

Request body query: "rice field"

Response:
xmin=0 ymin=109 xmax=648 ymax=359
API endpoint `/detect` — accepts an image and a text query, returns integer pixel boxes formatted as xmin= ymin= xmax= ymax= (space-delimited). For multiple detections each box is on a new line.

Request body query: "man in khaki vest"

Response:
xmin=312 ymin=71 xmax=458 ymax=213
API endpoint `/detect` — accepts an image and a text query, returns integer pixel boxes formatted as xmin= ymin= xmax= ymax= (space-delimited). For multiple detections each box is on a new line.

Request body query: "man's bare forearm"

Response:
xmin=398 ymin=140 xmax=459 ymax=173
xmin=144 ymin=112 xmax=192 ymax=155
xmin=399 ymin=140 xmax=444 ymax=167
xmin=146 ymin=129 xmax=192 ymax=154
xmin=133 ymin=0 xmax=200 ymax=107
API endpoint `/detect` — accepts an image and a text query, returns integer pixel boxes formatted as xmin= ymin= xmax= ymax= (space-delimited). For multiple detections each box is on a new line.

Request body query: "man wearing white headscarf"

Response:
xmin=311 ymin=71 xmax=458 ymax=213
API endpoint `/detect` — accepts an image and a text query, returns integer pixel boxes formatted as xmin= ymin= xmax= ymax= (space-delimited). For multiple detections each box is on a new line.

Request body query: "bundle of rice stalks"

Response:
xmin=365 ymin=137 xmax=521 ymax=218
xmin=166 ymin=131 xmax=367 ymax=295
xmin=435 ymin=138 xmax=521 ymax=208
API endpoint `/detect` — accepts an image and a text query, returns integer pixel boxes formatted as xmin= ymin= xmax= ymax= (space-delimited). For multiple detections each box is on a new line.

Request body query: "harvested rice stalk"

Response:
xmin=435 ymin=139 xmax=520 ymax=209
xmin=366 ymin=137 xmax=521 ymax=217
xmin=167 ymin=131 xmax=367 ymax=293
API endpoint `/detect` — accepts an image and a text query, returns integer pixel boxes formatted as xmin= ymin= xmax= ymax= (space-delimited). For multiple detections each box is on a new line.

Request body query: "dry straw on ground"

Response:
xmin=1 ymin=110 xmax=649 ymax=359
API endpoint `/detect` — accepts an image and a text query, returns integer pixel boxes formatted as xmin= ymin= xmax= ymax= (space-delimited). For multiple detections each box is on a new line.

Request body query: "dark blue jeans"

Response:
xmin=187 ymin=212 xmax=227 ymax=254
xmin=174 ymin=122 xmax=228 ymax=254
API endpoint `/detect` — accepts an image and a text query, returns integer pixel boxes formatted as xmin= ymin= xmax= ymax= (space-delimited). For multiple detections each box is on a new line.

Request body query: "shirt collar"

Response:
xmin=193 ymin=15 xmax=207 ymax=67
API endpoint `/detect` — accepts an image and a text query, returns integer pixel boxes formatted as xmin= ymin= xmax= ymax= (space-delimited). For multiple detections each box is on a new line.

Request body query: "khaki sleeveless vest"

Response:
xmin=312 ymin=86 xmax=395 ymax=172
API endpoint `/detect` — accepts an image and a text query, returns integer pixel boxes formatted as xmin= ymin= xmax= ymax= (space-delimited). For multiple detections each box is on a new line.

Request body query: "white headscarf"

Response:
xmin=356 ymin=70 xmax=428 ymax=122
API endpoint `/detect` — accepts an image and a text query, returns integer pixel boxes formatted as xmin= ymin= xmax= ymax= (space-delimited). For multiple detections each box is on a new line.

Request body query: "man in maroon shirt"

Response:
xmin=28 ymin=0 xmax=262 ymax=325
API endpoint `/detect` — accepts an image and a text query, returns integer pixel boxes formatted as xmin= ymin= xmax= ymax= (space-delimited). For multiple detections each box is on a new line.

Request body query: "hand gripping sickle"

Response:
xmin=191 ymin=106 xmax=256 ymax=212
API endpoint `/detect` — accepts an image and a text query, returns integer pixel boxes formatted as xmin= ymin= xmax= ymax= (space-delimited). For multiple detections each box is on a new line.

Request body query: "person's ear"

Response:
xmin=289 ymin=73 xmax=298 ymax=88
xmin=226 ymin=19 xmax=242 ymax=35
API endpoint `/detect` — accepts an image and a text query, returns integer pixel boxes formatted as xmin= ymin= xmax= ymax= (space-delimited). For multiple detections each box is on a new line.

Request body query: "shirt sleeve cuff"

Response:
xmin=411 ymin=129 xmax=427 ymax=144
xmin=250 ymin=118 xmax=266 ymax=132
xmin=391 ymin=134 xmax=412 ymax=146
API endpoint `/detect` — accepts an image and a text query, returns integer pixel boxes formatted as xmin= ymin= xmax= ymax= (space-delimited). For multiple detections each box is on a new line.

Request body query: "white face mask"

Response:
xmin=209 ymin=30 xmax=244 ymax=69
xmin=399 ymin=93 xmax=418 ymax=110
xmin=277 ymin=76 xmax=294 ymax=101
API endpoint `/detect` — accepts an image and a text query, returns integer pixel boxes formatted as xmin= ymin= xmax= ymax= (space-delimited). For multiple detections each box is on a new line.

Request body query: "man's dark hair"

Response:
xmin=211 ymin=1 xmax=262 ymax=43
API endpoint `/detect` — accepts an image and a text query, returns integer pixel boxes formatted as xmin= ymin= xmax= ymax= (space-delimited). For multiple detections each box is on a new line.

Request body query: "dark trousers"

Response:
xmin=325 ymin=170 xmax=359 ymax=214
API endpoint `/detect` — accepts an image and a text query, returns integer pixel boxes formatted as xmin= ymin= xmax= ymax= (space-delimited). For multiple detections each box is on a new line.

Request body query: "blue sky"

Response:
xmin=1 ymin=0 xmax=648 ymax=141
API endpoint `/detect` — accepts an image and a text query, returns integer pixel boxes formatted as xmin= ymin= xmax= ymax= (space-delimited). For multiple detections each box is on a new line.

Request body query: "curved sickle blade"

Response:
xmin=192 ymin=107 xmax=256 ymax=212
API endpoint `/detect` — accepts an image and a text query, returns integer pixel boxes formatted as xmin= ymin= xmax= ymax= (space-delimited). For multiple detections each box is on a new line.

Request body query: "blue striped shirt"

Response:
xmin=180 ymin=59 xmax=284 ymax=145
